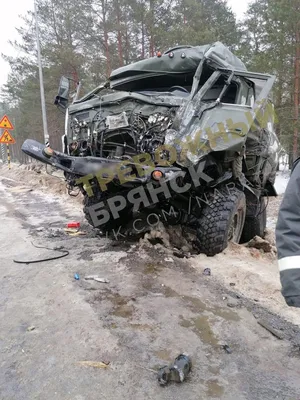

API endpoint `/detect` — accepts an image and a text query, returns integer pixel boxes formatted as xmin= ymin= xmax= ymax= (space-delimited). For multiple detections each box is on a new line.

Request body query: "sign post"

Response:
xmin=0 ymin=115 xmax=16 ymax=170
xmin=6 ymin=144 xmax=10 ymax=170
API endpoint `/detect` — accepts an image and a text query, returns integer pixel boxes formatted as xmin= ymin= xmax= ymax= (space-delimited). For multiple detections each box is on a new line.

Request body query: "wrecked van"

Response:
xmin=22 ymin=42 xmax=280 ymax=256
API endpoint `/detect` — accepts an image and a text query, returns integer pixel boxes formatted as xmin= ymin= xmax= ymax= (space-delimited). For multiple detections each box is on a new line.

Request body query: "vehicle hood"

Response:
xmin=69 ymin=90 xmax=187 ymax=114
xmin=110 ymin=42 xmax=247 ymax=82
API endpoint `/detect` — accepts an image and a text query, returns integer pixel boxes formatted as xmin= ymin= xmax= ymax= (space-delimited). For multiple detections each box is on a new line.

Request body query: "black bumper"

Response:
xmin=21 ymin=139 xmax=182 ymax=186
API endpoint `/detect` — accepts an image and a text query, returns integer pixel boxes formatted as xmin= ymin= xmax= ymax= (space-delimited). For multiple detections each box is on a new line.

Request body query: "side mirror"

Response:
xmin=54 ymin=76 xmax=70 ymax=109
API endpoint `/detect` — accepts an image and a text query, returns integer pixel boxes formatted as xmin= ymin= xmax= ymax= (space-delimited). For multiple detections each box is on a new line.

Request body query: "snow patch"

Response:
xmin=274 ymin=169 xmax=290 ymax=195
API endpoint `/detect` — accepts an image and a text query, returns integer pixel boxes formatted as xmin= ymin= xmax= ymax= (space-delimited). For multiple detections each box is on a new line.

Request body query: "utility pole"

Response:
xmin=34 ymin=0 xmax=49 ymax=145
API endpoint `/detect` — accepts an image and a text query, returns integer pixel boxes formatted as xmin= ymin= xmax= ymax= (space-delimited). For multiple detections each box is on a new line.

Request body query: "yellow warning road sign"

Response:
xmin=0 ymin=115 xmax=14 ymax=130
xmin=0 ymin=130 xmax=16 ymax=144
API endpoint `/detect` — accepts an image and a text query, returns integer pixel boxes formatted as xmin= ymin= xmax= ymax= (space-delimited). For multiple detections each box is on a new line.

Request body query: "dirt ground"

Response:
xmin=1 ymin=162 xmax=300 ymax=400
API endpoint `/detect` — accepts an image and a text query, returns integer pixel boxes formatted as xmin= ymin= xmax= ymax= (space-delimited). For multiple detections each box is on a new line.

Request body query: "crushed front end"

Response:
xmin=22 ymin=41 xmax=280 ymax=255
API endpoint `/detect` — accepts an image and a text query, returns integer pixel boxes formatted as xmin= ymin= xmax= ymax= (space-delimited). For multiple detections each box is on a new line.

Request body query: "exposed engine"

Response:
xmin=68 ymin=102 xmax=177 ymax=160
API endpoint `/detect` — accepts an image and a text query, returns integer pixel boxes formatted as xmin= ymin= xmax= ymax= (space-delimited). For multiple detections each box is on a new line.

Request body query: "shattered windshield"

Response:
xmin=110 ymin=64 xmax=218 ymax=98
xmin=110 ymin=72 xmax=195 ymax=97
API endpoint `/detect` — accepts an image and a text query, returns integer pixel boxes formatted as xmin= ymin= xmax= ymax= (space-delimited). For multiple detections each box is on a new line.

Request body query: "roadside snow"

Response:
xmin=274 ymin=168 xmax=290 ymax=195
xmin=267 ymin=170 xmax=289 ymax=229
xmin=192 ymin=244 xmax=300 ymax=327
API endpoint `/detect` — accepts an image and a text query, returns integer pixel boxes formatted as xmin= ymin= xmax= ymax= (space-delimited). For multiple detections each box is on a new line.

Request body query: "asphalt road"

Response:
xmin=1 ymin=176 xmax=300 ymax=400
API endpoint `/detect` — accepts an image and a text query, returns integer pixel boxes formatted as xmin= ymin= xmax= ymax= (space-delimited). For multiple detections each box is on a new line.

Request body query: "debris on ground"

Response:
xmin=64 ymin=228 xmax=87 ymax=236
xmin=46 ymin=228 xmax=64 ymax=238
xmin=94 ymin=277 xmax=110 ymax=283
xmin=67 ymin=222 xmax=80 ymax=229
xmin=139 ymin=223 xmax=171 ymax=249
xmin=167 ymin=226 xmax=194 ymax=252
xmin=173 ymin=250 xmax=185 ymax=258
xmin=164 ymin=257 xmax=174 ymax=263
xmin=173 ymin=250 xmax=191 ymax=259
xmin=74 ymin=274 xmax=80 ymax=280
xmin=13 ymin=243 xmax=69 ymax=264
xmin=247 ymin=236 xmax=276 ymax=253
xmin=84 ymin=275 xmax=99 ymax=280
xmin=127 ymin=244 xmax=137 ymax=253
xmin=139 ymin=224 xmax=195 ymax=257
xmin=157 ymin=354 xmax=192 ymax=386
xmin=77 ymin=361 xmax=110 ymax=368
xmin=27 ymin=326 xmax=36 ymax=332
xmin=84 ymin=276 xmax=110 ymax=283
xmin=256 ymin=318 xmax=285 ymax=340
xmin=264 ymin=229 xmax=276 ymax=246
xmin=222 ymin=344 xmax=232 ymax=354
xmin=203 ymin=268 xmax=211 ymax=276
xmin=227 ymin=296 xmax=241 ymax=308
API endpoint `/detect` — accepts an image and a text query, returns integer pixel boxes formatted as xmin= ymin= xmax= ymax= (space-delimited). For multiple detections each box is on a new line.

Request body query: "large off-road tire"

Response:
xmin=83 ymin=193 xmax=130 ymax=233
xmin=196 ymin=187 xmax=246 ymax=256
xmin=83 ymin=194 xmax=100 ymax=228
xmin=240 ymin=197 xmax=267 ymax=243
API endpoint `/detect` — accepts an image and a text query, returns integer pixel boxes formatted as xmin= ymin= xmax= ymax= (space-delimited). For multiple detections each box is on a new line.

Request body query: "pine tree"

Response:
xmin=0 ymin=0 xmax=240 ymax=156
xmin=239 ymin=0 xmax=300 ymax=162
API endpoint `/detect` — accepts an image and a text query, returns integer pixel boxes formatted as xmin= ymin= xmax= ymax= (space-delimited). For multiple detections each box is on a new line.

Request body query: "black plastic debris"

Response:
xmin=157 ymin=354 xmax=192 ymax=386
xmin=173 ymin=250 xmax=185 ymax=259
xmin=222 ymin=344 xmax=232 ymax=354
xmin=203 ymin=268 xmax=211 ymax=276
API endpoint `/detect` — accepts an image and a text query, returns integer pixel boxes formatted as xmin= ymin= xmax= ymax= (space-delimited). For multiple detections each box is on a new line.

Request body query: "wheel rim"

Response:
xmin=228 ymin=208 xmax=245 ymax=242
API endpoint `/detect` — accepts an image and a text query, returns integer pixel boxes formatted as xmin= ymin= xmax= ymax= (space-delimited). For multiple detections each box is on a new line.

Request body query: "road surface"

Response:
xmin=1 ymin=175 xmax=300 ymax=400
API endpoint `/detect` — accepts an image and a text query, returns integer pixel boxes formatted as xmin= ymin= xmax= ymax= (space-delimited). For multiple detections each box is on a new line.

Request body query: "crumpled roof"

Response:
xmin=110 ymin=42 xmax=247 ymax=81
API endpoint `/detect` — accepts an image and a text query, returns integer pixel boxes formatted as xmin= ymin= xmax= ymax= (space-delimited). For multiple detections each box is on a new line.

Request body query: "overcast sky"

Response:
xmin=0 ymin=0 xmax=250 ymax=92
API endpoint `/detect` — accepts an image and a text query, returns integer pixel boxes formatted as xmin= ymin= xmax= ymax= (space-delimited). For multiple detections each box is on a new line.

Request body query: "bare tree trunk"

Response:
xmin=289 ymin=145 xmax=294 ymax=169
xmin=124 ymin=18 xmax=130 ymax=64
xmin=116 ymin=0 xmax=124 ymax=67
xmin=275 ymin=24 xmax=285 ymax=141
xmin=149 ymin=0 xmax=155 ymax=57
xmin=141 ymin=20 xmax=145 ymax=58
xmin=149 ymin=36 xmax=154 ymax=57
xmin=101 ymin=0 xmax=111 ymax=77
xmin=104 ymin=30 xmax=111 ymax=77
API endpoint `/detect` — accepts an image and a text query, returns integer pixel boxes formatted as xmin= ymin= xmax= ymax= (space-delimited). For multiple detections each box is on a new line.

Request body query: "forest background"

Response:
xmin=0 ymin=0 xmax=299 ymax=164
